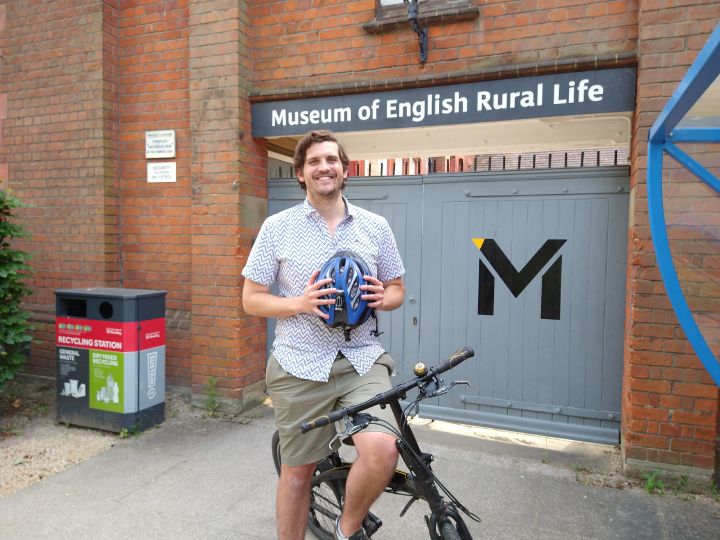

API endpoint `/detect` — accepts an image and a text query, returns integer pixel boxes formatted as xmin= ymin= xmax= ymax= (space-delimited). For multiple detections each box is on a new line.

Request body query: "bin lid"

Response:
xmin=54 ymin=287 xmax=167 ymax=299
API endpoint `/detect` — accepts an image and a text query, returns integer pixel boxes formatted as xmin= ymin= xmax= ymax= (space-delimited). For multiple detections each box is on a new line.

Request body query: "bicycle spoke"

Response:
xmin=308 ymin=472 xmax=344 ymax=539
xmin=310 ymin=492 xmax=341 ymax=518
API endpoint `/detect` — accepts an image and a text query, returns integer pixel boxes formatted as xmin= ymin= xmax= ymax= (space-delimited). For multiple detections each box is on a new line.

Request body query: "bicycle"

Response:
xmin=271 ymin=346 xmax=481 ymax=540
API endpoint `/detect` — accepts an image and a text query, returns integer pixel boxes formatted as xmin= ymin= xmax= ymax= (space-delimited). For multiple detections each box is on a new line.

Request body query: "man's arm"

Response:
xmin=242 ymin=271 xmax=337 ymax=319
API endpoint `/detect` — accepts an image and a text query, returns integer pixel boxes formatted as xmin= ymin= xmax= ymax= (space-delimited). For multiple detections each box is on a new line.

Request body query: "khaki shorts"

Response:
xmin=266 ymin=352 xmax=398 ymax=467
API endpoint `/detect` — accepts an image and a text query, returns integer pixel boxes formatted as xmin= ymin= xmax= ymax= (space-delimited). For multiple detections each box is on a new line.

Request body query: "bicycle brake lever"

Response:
xmin=428 ymin=380 xmax=471 ymax=398
xmin=329 ymin=414 xmax=373 ymax=449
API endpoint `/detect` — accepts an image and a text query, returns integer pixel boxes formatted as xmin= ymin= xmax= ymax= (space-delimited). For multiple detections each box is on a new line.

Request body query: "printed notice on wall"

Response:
xmin=147 ymin=162 xmax=176 ymax=183
xmin=145 ymin=130 xmax=176 ymax=158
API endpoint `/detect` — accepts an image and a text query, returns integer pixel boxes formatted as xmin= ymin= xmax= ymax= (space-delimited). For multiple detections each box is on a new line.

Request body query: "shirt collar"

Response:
xmin=302 ymin=195 xmax=356 ymax=220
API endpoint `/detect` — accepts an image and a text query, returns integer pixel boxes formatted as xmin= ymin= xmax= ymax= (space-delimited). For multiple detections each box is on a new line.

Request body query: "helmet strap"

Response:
xmin=342 ymin=312 xmax=381 ymax=342
xmin=370 ymin=311 xmax=383 ymax=338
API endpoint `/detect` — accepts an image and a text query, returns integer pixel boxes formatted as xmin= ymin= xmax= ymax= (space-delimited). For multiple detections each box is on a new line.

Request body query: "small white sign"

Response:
xmin=147 ymin=162 xmax=176 ymax=183
xmin=145 ymin=130 xmax=176 ymax=158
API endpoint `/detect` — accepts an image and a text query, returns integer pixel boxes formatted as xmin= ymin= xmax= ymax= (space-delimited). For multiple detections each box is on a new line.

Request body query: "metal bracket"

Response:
xmin=404 ymin=0 xmax=428 ymax=63
xmin=647 ymin=23 xmax=720 ymax=387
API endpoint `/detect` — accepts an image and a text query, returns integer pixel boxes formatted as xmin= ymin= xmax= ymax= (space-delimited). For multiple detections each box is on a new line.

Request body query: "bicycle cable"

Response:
xmin=367 ymin=417 xmax=482 ymax=523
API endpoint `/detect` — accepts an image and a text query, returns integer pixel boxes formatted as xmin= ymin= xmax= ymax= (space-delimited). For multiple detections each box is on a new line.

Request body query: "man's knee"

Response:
xmin=280 ymin=463 xmax=316 ymax=490
xmin=354 ymin=432 xmax=399 ymax=468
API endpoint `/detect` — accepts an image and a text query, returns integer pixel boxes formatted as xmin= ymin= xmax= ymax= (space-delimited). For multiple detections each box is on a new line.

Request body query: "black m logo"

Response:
xmin=473 ymin=238 xmax=567 ymax=320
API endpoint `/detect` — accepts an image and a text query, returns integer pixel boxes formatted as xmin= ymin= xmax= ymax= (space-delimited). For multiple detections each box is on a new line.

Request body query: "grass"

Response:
xmin=204 ymin=377 xmax=219 ymax=417
xmin=642 ymin=469 xmax=665 ymax=495
xmin=118 ymin=423 xmax=142 ymax=439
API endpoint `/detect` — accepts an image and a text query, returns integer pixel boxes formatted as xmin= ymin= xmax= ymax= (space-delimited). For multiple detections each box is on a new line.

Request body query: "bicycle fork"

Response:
xmin=395 ymin=438 xmax=472 ymax=540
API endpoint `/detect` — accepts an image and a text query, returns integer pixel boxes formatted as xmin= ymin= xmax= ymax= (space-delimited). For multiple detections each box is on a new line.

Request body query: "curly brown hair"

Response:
xmin=293 ymin=130 xmax=350 ymax=191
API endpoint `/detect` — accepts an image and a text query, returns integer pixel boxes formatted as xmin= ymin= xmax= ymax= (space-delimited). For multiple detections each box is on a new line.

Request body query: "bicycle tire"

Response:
xmin=271 ymin=430 xmax=282 ymax=475
xmin=438 ymin=520 xmax=462 ymax=540
xmin=307 ymin=469 xmax=348 ymax=540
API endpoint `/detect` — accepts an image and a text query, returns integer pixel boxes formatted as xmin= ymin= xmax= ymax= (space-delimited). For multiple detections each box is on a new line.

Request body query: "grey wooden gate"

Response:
xmin=419 ymin=168 xmax=628 ymax=444
xmin=267 ymin=167 xmax=628 ymax=444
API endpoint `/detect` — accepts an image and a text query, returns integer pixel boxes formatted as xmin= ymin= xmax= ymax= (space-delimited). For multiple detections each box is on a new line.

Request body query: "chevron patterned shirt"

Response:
xmin=242 ymin=197 xmax=405 ymax=382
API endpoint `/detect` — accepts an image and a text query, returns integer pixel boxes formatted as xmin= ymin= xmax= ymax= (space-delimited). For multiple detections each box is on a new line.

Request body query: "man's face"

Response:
xmin=298 ymin=141 xmax=348 ymax=199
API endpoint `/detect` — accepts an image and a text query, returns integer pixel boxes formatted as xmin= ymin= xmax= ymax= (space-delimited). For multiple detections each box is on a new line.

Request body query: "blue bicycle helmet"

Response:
xmin=316 ymin=251 xmax=373 ymax=335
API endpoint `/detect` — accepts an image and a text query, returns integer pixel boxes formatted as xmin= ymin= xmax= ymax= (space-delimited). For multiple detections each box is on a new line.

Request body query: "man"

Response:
xmin=242 ymin=130 xmax=406 ymax=540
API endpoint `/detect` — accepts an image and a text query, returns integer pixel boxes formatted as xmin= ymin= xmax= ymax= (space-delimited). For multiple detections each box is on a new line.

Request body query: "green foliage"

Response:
xmin=642 ymin=469 xmax=665 ymax=495
xmin=205 ymin=377 xmax=219 ymax=417
xmin=119 ymin=423 xmax=141 ymax=439
xmin=0 ymin=190 xmax=33 ymax=390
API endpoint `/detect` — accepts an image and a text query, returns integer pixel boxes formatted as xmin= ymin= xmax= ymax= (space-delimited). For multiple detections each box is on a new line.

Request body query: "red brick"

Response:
xmin=629 ymin=378 xmax=672 ymax=394
xmin=630 ymin=406 xmax=669 ymax=422
xmin=626 ymin=432 xmax=669 ymax=450
xmin=671 ymin=410 xmax=717 ymax=428
xmin=658 ymin=423 xmax=682 ymax=438
xmin=670 ymin=438 xmax=715 ymax=455
xmin=674 ymin=383 xmax=719 ymax=399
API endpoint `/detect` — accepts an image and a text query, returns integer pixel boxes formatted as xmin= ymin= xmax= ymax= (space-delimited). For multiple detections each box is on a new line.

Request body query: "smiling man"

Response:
xmin=242 ymin=130 xmax=406 ymax=540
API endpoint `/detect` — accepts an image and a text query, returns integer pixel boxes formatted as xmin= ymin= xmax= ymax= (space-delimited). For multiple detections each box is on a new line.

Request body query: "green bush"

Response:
xmin=0 ymin=190 xmax=33 ymax=390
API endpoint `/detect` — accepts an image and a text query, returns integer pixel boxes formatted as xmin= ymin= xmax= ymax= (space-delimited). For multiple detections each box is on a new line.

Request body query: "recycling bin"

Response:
xmin=55 ymin=288 xmax=166 ymax=433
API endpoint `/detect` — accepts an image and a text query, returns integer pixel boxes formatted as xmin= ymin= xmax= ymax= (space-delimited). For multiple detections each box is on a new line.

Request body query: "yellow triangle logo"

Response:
xmin=472 ymin=238 xmax=485 ymax=250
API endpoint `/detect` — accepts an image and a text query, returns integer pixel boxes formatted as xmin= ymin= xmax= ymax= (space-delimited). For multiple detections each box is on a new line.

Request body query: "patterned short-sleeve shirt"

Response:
xmin=242 ymin=197 xmax=405 ymax=382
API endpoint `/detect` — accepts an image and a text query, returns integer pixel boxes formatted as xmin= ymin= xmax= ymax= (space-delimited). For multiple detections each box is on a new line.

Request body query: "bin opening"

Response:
xmin=99 ymin=301 xmax=114 ymax=319
xmin=61 ymin=298 xmax=87 ymax=318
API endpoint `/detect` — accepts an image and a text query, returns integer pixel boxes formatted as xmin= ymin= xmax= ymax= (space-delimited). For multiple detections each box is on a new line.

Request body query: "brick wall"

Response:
xmin=251 ymin=0 xmax=638 ymax=97
xmin=0 ymin=0 xmax=119 ymax=376
xmin=188 ymin=0 xmax=266 ymax=406
xmin=0 ymin=0 xmax=268 ymax=400
xmin=117 ymin=0 xmax=192 ymax=386
xmin=115 ymin=0 xmax=268 ymax=399
xmin=625 ymin=1 xmax=720 ymax=471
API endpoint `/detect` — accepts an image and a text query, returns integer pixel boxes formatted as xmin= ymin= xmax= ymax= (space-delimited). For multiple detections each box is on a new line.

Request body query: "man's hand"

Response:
xmin=361 ymin=275 xmax=405 ymax=311
xmin=302 ymin=270 xmax=336 ymax=319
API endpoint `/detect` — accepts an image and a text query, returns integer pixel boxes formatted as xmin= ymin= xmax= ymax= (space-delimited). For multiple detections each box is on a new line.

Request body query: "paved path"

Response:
xmin=1 ymin=403 xmax=718 ymax=539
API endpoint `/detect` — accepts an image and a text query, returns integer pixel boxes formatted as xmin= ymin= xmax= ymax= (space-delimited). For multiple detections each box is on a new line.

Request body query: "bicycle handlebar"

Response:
xmin=300 ymin=346 xmax=474 ymax=433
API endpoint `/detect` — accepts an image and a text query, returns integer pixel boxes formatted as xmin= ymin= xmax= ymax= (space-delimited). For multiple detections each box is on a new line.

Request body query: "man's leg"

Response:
xmin=338 ymin=431 xmax=399 ymax=536
xmin=277 ymin=462 xmax=316 ymax=540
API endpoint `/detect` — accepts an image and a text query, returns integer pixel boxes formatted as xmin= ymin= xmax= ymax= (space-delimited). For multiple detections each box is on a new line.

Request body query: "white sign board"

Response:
xmin=145 ymin=130 xmax=176 ymax=158
xmin=147 ymin=162 xmax=176 ymax=183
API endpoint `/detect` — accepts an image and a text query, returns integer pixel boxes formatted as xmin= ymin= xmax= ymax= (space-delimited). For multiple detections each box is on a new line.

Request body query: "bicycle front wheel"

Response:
xmin=308 ymin=468 xmax=348 ymax=539
xmin=439 ymin=520 xmax=462 ymax=540
xmin=271 ymin=430 xmax=282 ymax=476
